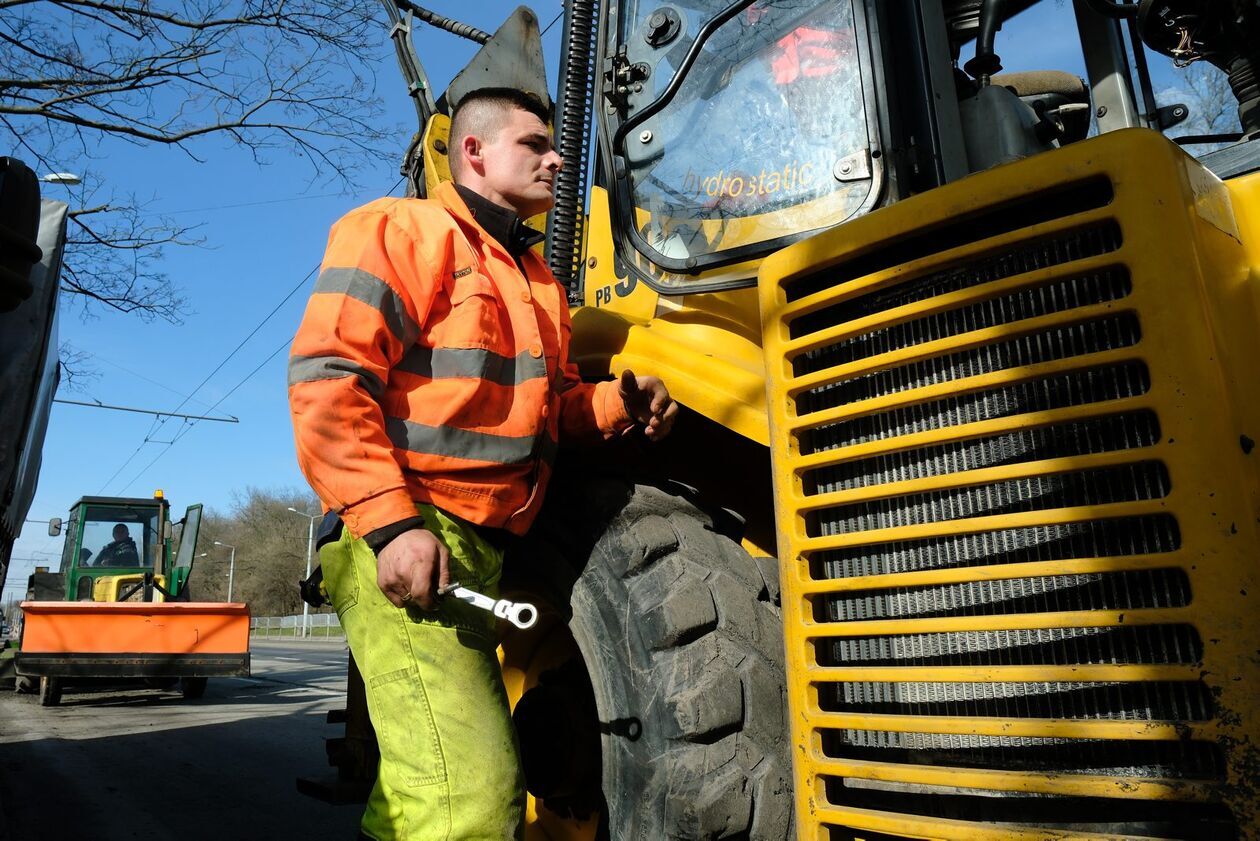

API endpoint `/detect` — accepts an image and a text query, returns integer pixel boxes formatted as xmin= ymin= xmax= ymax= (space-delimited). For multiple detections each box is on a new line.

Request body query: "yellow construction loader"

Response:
xmin=303 ymin=1 xmax=1260 ymax=838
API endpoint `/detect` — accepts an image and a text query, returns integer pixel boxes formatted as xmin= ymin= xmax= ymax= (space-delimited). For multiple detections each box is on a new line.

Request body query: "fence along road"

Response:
xmin=252 ymin=612 xmax=344 ymax=638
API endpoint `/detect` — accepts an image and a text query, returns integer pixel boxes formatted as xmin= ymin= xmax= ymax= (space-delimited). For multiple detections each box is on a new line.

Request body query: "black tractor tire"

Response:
xmin=180 ymin=676 xmax=208 ymax=700
xmin=511 ymin=475 xmax=792 ymax=839
xmin=38 ymin=676 xmax=61 ymax=707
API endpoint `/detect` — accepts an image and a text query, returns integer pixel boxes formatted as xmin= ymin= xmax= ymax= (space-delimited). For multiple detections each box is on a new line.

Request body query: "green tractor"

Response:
xmin=16 ymin=491 xmax=250 ymax=706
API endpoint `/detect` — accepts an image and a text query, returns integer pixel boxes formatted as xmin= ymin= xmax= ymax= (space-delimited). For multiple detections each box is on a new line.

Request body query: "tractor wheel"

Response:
xmin=180 ymin=677 xmax=208 ymax=700
xmin=38 ymin=676 xmax=61 ymax=707
xmin=15 ymin=675 xmax=36 ymax=694
xmin=508 ymin=476 xmax=791 ymax=839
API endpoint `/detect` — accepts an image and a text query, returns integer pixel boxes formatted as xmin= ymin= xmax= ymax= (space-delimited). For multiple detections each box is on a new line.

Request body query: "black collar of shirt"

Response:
xmin=454 ymin=184 xmax=545 ymax=258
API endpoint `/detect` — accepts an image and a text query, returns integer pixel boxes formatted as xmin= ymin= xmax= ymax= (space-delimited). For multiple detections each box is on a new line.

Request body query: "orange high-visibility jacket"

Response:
xmin=288 ymin=181 xmax=631 ymax=538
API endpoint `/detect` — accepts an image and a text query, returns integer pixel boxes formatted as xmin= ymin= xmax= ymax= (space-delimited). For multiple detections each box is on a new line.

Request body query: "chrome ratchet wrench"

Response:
xmin=439 ymin=582 xmax=538 ymax=629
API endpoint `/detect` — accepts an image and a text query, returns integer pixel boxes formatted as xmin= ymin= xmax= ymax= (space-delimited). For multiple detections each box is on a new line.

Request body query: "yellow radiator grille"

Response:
xmin=759 ymin=130 xmax=1259 ymax=840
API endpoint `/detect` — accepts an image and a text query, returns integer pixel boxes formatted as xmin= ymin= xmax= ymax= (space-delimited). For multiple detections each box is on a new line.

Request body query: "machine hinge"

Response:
xmin=602 ymin=47 xmax=650 ymax=112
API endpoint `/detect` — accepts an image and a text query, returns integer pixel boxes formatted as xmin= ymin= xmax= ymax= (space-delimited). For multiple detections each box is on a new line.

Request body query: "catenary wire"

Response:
xmin=541 ymin=7 xmax=563 ymax=36
xmin=107 ymin=175 xmax=407 ymax=494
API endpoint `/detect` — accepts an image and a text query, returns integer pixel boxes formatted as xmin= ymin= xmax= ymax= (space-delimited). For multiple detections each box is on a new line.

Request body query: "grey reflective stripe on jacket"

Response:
xmin=314 ymin=267 xmax=419 ymax=347
xmin=288 ymin=355 xmax=385 ymax=400
xmin=397 ymin=345 xmax=548 ymax=386
xmin=383 ymin=417 xmax=558 ymax=466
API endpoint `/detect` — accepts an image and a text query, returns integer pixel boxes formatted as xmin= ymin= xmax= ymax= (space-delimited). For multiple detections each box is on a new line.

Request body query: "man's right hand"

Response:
xmin=375 ymin=528 xmax=450 ymax=610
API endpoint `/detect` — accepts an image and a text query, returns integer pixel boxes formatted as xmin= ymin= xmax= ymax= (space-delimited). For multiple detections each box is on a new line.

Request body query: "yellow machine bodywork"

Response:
xmin=426 ymin=95 xmax=1260 ymax=834
xmin=92 ymin=573 xmax=168 ymax=603
xmin=754 ymin=128 xmax=1260 ymax=838
xmin=574 ymin=187 xmax=772 ymax=447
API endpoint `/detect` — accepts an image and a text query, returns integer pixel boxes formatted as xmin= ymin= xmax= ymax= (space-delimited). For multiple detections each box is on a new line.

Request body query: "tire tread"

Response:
xmin=537 ymin=477 xmax=791 ymax=840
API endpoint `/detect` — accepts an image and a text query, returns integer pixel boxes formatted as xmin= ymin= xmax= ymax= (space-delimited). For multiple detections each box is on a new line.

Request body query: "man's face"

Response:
xmin=113 ymin=525 xmax=128 ymax=541
xmin=475 ymin=107 xmax=563 ymax=218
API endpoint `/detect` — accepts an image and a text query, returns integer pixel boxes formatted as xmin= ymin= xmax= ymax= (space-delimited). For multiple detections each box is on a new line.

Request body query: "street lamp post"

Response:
xmin=214 ymin=541 xmax=237 ymax=601
xmin=287 ymin=507 xmax=318 ymax=638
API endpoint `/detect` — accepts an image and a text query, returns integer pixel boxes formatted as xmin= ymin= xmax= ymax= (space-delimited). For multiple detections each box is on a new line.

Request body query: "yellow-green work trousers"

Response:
xmin=320 ymin=504 xmax=525 ymax=840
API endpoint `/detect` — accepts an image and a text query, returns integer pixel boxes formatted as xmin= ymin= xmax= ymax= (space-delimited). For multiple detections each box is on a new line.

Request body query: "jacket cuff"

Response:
xmin=341 ymin=489 xmax=419 ymax=541
xmin=363 ymin=516 xmax=428 ymax=555
xmin=597 ymin=380 xmax=635 ymax=435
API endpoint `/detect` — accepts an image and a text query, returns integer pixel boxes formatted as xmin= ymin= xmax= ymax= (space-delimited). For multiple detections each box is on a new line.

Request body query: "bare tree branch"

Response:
xmin=0 ymin=0 xmax=394 ymax=322
xmin=57 ymin=342 xmax=102 ymax=392
xmin=1159 ymin=61 xmax=1241 ymax=150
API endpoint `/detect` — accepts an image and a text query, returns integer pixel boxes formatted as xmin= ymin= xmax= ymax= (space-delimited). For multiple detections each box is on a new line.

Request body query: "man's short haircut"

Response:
xmin=449 ymin=88 xmax=551 ymax=177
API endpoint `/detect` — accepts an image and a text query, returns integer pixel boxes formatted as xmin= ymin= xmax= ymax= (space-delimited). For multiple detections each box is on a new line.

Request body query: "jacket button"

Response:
xmin=521 ymin=289 xmax=532 ymax=303
xmin=541 ymin=404 xmax=550 ymax=418
xmin=529 ymin=344 xmax=542 ymax=358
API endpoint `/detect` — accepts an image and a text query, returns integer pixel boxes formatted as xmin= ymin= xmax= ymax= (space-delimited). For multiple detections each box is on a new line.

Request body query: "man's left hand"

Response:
xmin=619 ymin=370 xmax=679 ymax=441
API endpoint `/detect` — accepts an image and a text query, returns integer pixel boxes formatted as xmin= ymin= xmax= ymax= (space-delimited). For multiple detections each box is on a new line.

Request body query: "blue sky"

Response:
xmin=2 ymin=1 xmax=1215 ymax=598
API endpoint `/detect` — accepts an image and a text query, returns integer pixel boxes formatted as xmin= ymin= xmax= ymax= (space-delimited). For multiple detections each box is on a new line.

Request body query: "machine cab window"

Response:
xmin=77 ymin=504 xmax=158 ymax=569
xmin=603 ymin=0 xmax=880 ymax=285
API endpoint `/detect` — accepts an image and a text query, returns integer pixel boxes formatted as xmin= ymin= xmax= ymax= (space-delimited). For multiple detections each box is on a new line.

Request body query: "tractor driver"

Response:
xmin=288 ymin=87 xmax=678 ymax=840
xmin=95 ymin=523 xmax=139 ymax=567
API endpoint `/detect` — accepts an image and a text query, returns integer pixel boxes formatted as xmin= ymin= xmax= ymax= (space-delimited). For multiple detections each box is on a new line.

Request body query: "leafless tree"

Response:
xmin=59 ymin=182 xmax=199 ymax=322
xmin=196 ymin=486 xmax=323 ymax=616
xmin=0 ymin=0 xmax=394 ymax=323
xmin=58 ymin=342 xmax=101 ymax=392
xmin=1159 ymin=60 xmax=1241 ymax=150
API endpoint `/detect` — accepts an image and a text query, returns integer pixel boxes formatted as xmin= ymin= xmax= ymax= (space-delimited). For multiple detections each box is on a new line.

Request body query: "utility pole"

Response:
xmin=287 ymin=508 xmax=318 ymax=638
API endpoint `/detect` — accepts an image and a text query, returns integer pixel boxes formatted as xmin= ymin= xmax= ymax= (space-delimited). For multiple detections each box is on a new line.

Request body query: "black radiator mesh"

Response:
xmin=795 ymin=314 xmax=1141 ymax=417
xmin=819 ymin=625 xmax=1202 ymax=667
xmin=792 ymin=263 xmax=1129 ymax=371
xmin=805 ymin=411 xmax=1159 ymax=494
xmin=809 ymin=515 xmax=1180 ymax=579
xmin=783 ymin=177 xmax=1115 ymax=303
xmin=791 ymin=223 xmax=1122 ymax=339
xmin=819 ymin=567 xmax=1189 ymax=622
xmin=820 ymin=680 xmax=1214 ymax=721
xmin=821 ymin=791 xmax=1235 ymax=841
xmin=802 ymin=362 xmax=1150 ymax=453
xmin=778 ymin=173 xmax=1224 ymax=833
xmin=821 ymin=730 xmax=1223 ymax=780
xmin=809 ymin=461 xmax=1170 ymax=537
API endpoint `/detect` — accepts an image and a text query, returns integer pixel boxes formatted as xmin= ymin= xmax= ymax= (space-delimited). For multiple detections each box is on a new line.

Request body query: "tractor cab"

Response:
xmin=43 ymin=491 xmax=202 ymax=603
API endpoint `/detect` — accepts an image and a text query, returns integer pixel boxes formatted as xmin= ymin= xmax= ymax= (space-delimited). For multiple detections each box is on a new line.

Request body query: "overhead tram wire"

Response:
xmin=109 ymin=175 xmax=408 ymax=495
xmin=95 ymin=261 xmax=318 ymax=494
xmin=542 ymin=7 xmax=563 ymax=36
xmin=90 ymin=350 xmax=220 ymax=412
xmin=115 ymin=335 xmax=293 ymax=495
xmin=148 ymin=172 xmax=405 ymax=426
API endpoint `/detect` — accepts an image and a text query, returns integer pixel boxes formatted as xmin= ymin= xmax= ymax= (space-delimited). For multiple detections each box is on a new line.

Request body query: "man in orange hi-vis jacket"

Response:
xmin=288 ymin=87 xmax=677 ymax=840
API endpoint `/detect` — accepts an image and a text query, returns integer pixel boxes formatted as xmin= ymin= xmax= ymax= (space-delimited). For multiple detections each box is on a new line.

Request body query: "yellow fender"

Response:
xmin=570 ymin=301 xmax=770 ymax=445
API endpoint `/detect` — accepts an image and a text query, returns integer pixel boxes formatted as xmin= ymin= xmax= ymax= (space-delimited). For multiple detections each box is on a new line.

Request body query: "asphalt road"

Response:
xmin=0 ymin=639 xmax=365 ymax=840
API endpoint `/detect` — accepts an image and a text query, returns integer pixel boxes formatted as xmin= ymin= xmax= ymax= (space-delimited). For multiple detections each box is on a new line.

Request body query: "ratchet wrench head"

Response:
xmin=495 ymin=599 xmax=538 ymax=630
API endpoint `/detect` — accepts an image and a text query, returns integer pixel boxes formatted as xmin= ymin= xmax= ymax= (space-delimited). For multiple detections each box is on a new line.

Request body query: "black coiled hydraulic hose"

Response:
xmin=548 ymin=0 xmax=600 ymax=302
xmin=394 ymin=0 xmax=490 ymax=44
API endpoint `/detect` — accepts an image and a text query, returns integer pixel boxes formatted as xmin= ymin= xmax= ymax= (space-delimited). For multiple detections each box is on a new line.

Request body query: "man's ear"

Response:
xmin=461 ymin=134 xmax=484 ymax=175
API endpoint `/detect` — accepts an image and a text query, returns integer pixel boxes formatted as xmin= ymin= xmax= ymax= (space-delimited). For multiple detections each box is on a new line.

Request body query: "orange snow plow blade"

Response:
xmin=17 ymin=601 xmax=250 ymax=679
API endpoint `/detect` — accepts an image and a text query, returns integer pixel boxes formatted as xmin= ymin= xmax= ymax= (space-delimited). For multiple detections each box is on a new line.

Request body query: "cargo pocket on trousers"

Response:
xmin=319 ymin=539 xmax=360 ymax=620
xmin=367 ymin=666 xmax=447 ymax=788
